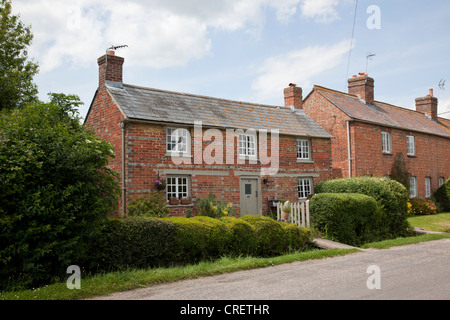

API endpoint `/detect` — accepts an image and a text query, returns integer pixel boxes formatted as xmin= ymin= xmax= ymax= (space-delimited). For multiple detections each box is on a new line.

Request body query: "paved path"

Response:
xmin=92 ymin=238 xmax=450 ymax=300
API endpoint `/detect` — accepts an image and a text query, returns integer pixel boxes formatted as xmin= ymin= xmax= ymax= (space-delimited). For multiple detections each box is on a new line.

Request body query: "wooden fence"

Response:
xmin=276 ymin=200 xmax=310 ymax=228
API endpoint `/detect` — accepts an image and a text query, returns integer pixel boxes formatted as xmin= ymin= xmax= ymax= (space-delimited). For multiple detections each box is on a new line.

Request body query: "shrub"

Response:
xmin=315 ymin=177 xmax=410 ymax=239
xmin=195 ymin=194 xmax=235 ymax=218
xmin=280 ymin=222 xmax=311 ymax=252
xmin=310 ymin=193 xmax=379 ymax=246
xmin=240 ymin=215 xmax=289 ymax=256
xmin=408 ymin=198 xmax=437 ymax=215
xmin=220 ymin=216 xmax=257 ymax=256
xmin=0 ymin=96 xmax=119 ymax=291
xmin=432 ymin=178 xmax=450 ymax=213
xmin=86 ymin=217 xmax=178 ymax=272
xmin=127 ymin=191 xmax=170 ymax=218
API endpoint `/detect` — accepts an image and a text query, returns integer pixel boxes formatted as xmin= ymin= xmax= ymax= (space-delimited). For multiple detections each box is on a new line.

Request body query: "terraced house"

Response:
xmin=85 ymin=51 xmax=332 ymax=216
xmin=302 ymin=73 xmax=450 ymax=199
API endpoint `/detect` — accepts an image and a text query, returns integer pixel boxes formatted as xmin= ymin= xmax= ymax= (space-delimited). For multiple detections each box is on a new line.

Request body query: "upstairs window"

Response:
xmin=167 ymin=128 xmax=190 ymax=154
xmin=296 ymin=139 xmax=310 ymax=160
xmin=381 ymin=131 xmax=392 ymax=154
xmin=406 ymin=135 xmax=415 ymax=156
xmin=239 ymin=133 xmax=256 ymax=158
xmin=438 ymin=177 xmax=445 ymax=187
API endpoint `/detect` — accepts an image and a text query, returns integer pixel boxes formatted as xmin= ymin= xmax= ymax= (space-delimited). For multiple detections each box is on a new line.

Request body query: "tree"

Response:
xmin=0 ymin=94 xmax=120 ymax=290
xmin=0 ymin=0 xmax=39 ymax=110
xmin=390 ymin=153 xmax=410 ymax=192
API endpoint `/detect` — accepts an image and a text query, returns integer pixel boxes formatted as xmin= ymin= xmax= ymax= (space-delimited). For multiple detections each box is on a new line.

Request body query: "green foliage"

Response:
xmin=310 ymin=193 xmax=379 ymax=246
xmin=86 ymin=215 xmax=312 ymax=273
xmin=195 ymin=194 xmax=235 ymax=218
xmin=86 ymin=217 xmax=178 ymax=272
xmin=127 ymin=191 xmax=170 ymax=218
xmin=315 ymin=177 xmax=411 ymax=240
xmin=0 ymin=0 xmax=39 ymax=110
xmin=0 ymin=96 xmax=120 ymax=291
xmin=390 ymin=153 xmax=410 ymax=190
xmin=407 ymin=198 xmax=437 ymax=216
xmin=432 ymin=178 xmax=450 ymax=213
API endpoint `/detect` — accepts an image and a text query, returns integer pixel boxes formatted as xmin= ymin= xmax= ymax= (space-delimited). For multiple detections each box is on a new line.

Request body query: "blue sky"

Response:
xmin=13 ymin=0 xmax=450 ymax=120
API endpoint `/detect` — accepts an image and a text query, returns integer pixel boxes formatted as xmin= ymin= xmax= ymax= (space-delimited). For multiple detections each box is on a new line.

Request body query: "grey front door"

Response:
xmin=240 ymin=178 xmax=259 ymax=215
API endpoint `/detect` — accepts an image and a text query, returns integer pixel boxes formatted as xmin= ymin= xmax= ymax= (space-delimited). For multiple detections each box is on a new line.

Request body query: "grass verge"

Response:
xmin=361 ymin=232 xmax=450 ymax=249
xmin=0 ymin=247 xmax=359 ymax=300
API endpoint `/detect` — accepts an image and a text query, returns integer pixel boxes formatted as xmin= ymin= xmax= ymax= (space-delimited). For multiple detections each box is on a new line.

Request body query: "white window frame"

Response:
xmin=166 ymin=175 xmax=189 ymax=200
xmin=425 ymin=177 xmax=431 ymax=198
xmin=409 ymin=176 xmax=417 ymax=198
xmin=296 ymin=139 xmax=311 ymax=160
xmin=406 ymin=135 xmax=415 ymax=156
xmin=381 ymin=131 xmax=392 ymax=154
xmin=166 ymin=127 xmax=190 ymax=155
xmin=438 ymin=177 xmax=445 ymax=187
xmin=238 ymin=133 xmax=257 ymax=158
xmin=298 ymin=178 xmax=312 ymax=199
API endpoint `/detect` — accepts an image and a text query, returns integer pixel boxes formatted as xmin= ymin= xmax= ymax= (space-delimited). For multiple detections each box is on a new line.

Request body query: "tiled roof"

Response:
xmin=315 ymin=86 xmax=450 ymax=138
xmin=106 ymin=82 xmax=332 ymax=138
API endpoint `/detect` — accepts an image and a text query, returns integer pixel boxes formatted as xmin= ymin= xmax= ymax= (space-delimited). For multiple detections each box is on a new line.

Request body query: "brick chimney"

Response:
xmin=97 ymin=50 xmax=124 ymax=88
xmin=348 ymin=72 xmax=374 ymax=105
xmin=415 ymin=89 xmax=438 ymax=120
xmin=284 ymin=83 xmax=303 ymax=110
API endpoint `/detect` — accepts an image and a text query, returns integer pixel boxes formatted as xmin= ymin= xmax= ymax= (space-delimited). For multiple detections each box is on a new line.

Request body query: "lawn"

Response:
xmin=407 ymin=212 xmax=450 ymax=232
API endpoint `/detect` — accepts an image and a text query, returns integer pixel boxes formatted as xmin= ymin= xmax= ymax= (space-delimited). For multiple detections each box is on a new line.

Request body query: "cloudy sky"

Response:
xmin=12 ymin=0 xmax=450 ymax=120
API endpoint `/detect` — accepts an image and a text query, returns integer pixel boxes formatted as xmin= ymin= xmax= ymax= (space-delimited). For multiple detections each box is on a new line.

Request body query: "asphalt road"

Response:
xmin=92 ymin=238 xmax=450 ymax=300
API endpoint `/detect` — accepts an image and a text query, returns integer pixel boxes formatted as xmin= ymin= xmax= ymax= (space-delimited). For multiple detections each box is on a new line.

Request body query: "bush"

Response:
xmin=240 ymin=215 xmax=289 ymax=256
xmin=315 ymin=177 xmax=410 ymax=240
xmin=408 ymin=198 xmax=437 ymax=215
xmin=220 ymin=216 xmax=258 ymax=256
xmin=310 ymin=193 xmax=379 ymax=246
xmin=195 ymin=194 xmax=235 ymax=218
xmin=127 ymin=191 xmax=170 ymax=218
xmin=86 ymin=217 xmax=178 ymax=272
xmin=0 ymin=95 xmax=119 ymax=291
xmin=280 ymin=223 xmax=311 ymax=252
xmin=432 ymin=178 xmax=450 ymax=213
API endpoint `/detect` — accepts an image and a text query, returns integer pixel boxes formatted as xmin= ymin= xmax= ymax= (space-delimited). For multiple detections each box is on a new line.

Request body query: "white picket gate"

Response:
xmin=276 ymin=200 xmax=310 ymax=228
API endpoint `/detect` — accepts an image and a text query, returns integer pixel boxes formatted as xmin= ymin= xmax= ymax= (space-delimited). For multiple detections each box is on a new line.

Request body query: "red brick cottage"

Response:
xmin=302 ymin=73 xmax=450 ymax=199
xmin=85 ymin=51 xmax=332 ymax=217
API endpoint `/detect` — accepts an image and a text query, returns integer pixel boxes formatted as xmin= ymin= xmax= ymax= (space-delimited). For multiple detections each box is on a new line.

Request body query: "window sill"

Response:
xmin=165 ymin=152 xmax=192 ymax=158
xmin=167 ymin=203 xmax=195 ymax=208
xmin=296 ymin=159 xmax=314 ymax=164
xmin=238 ymin=156 xmax=259 ymax=162
xmin=407 ymin=154 xmax=416 ymax=158
xmin=382 ymin=152 xmax=392 ymax=156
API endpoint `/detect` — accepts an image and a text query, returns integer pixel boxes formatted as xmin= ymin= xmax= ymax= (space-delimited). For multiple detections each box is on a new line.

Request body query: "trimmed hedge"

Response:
xmin=432 ymin=178 xmax=450 ymax=213
xmin=314 ymin=177 xmax=411 ymax=240
xmin=86 ymin=215 xmax=312 ymax=273
xmin=310 ymin=193 xmax=379 ymax=246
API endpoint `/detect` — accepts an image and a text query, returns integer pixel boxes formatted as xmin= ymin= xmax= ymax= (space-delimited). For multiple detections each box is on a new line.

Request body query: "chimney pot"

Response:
xmin=428 ymin=88 xmax=433 ymax=96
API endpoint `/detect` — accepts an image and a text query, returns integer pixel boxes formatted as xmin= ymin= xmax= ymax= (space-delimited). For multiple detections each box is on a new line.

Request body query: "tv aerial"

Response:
xmin=366 ymin=52 xmax=376 ymax=74
xmin=107 ymin=44 xmax=128 ymax=52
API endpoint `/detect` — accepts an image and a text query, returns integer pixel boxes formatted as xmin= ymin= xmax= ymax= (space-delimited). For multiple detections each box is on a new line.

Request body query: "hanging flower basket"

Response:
xmin=155 ymin=177 xmax=166 ymax=190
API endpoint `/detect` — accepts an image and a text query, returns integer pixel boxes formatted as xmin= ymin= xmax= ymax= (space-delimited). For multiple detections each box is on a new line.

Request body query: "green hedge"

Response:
xmin=86 ymin=215 xmax=312 ymax=273
xmin=432 ymin=178 xmax=450 ymax=212
xmin=310 ymin=193 xmax=379 ymax=246
xmin=314 ymin=177 xmax=411 ymax=240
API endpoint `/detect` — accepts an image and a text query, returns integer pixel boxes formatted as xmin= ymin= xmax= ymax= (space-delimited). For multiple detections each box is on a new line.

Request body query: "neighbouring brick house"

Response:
xmin=302 ymin=72 xmax=450 ymax=199
xmin=85 ymin=51 xmax=332 ymax=217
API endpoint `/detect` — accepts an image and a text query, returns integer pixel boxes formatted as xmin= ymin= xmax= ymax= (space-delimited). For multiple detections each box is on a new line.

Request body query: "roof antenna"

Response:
xmin=366 ymin=52 xmax=375 ymax=74
xmin=107 ymin=44 xmax=128 ymax=52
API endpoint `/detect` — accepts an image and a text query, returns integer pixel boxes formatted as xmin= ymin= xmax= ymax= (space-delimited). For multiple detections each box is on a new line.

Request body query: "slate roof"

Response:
xmin=314 ymin=86 xmax=450 ymax=138
xmin=106 ymin=81 xmax=332 ymax=138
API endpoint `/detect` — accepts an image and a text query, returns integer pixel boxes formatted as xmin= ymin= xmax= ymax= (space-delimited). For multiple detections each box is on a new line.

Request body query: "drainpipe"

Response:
xmin=120 ymin=121 xmax=126 ymax=216
xmin=346 ymin=120 xmax=352 ymax=178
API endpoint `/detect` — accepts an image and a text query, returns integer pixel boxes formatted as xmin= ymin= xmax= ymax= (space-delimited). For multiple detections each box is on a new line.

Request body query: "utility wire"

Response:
xmin=345 ymin=0 xmax=359 ymax=90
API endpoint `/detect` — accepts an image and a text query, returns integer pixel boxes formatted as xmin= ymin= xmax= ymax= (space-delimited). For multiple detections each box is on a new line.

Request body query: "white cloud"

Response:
xmin=12 ymin=0 xmax=342 ymax=73
xmin=251 ymin=39 xmax=352 ymax=101
xmin=300 ymin=0 xmax=340 ymax=23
